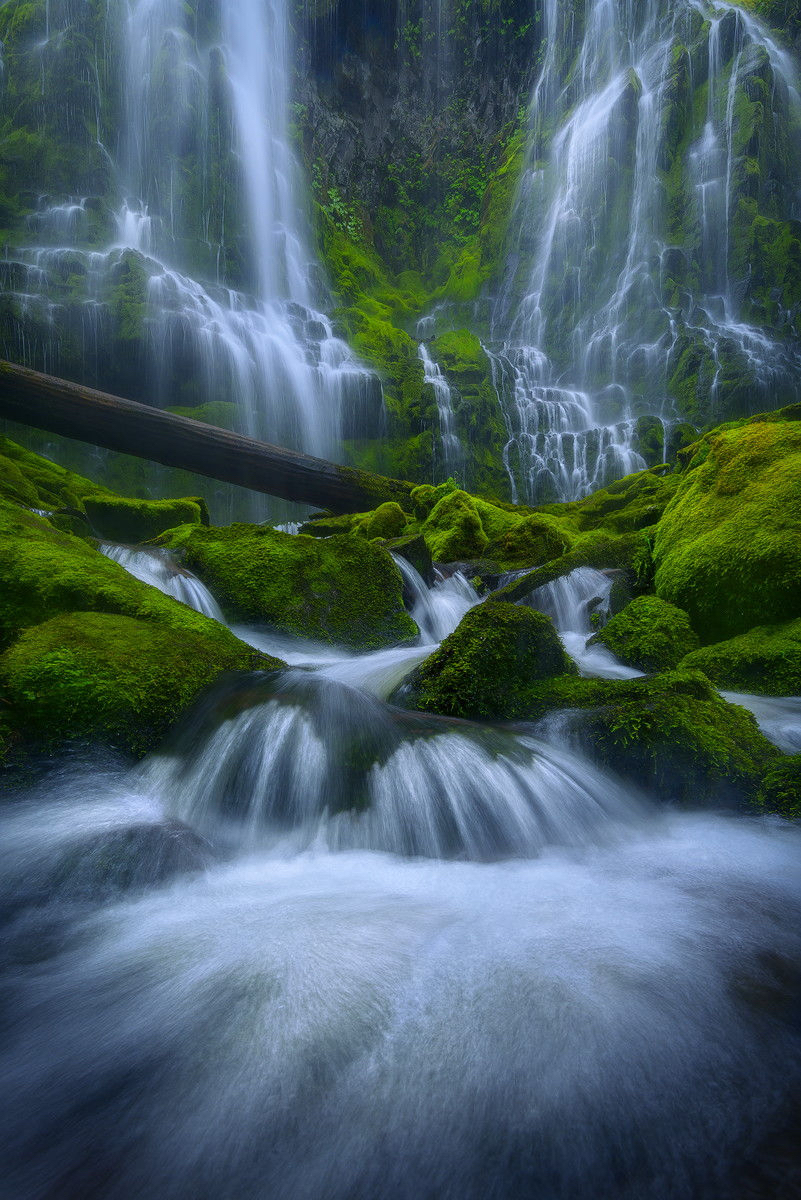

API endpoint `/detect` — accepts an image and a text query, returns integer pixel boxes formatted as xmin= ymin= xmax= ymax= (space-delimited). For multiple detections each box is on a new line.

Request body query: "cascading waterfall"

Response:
xmin=490 ymin=0 xmax=801 ymax=503
xmin=418 ymin=343 xmax=465 ymax=480
xmin=100 ymin=544 xmax=226 ymax=622
xmin=0 ymin=0 xmax=381 ymax=469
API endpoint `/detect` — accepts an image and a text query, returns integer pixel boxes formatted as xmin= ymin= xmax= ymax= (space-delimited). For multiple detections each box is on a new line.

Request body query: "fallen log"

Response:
xmin=0 ymin=359 xmax=414 ymax=514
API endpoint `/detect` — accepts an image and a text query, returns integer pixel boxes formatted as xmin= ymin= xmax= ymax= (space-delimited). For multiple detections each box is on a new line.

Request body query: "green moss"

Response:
xmin=0 ymin=499 xmax=229 ymax=650
xmin=756 ymin=755 xmax=801 ymax=819
xmin=0 ymin=436 xmax=113 ymax=511
xmin=679 ymin=618 xmax=801 ymax=696
xmin=82 ymin=496 xmax=204 ymax=543
xmin=1 ymin=612 xmax=277 ymax=757
xmin=165 ymin=402 xmax=239 ymax=430
xmin=365 ymin=501 xmax=409 ymax=541
xmin=653 ymin=420 xmax=801 ymax=642
xmin=591 ymin=595 xmax=699 ymax=672
xmin=579 ymin=670 xmax=778 ymax=805
xmin=159 ymin=522 xmax=418 ymax=650
xmin=422 ymin=489 xmax=489 ymax=561
xmin=400 ymin=601 xmax=576 ymax=720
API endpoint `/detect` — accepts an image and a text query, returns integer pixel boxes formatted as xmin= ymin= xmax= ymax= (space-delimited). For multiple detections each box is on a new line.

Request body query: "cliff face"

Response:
xmin=0 ymin=0 xmax=799 ymax=505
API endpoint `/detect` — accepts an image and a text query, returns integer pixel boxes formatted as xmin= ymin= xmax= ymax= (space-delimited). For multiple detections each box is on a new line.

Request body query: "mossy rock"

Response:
xmin=83 ymin=496 xmax=205 ymax=543
xmin=0 ymin=436 xmax=112 ymax=511
xmin=653 ymin=420 xmax=801 ymax=642
xmin=577 ymin=670 xmax=777 ymax=806
xmin=410 ymin=479 xmax=458 ymax=521
xmin=483 ymin=513 xmax=570 ymax=568
xmin=422 ymin=489 xmax=489 ymax=562
xmin=756 ymin=755 xmax=801 ymax=820
xmin=0 ymin=500 xmax=235 ymax=650
xmin=679 ymin=618 xmax=801 ymax=696
xmin=365 ymin=501 xmax=409 ymax=540
xmin=159 ymin=522 xmax=418 ymax=650
xmin=591 ymin=595 xmax=699 ymax=672
xmin=399 ymin=602 xmax=576 ymax=720
xmin=0 ymin=611 xmax=279 ymax=757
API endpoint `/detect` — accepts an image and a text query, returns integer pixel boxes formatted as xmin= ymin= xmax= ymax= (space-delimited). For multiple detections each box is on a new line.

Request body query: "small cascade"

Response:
xmin=392 ymin=555 xmax=478 ymax=645
xmin=525 ymin=566 xmax=642 ymax=678
xmin=142 ymin=670 xmax=645 ymax=858
xmin=100 ymin=544 xmax=225 ymax=622
xmin=418 ymin=343 xmax=464 ymax=480
xmin=490 ymin=0 xmax=801 ymax=504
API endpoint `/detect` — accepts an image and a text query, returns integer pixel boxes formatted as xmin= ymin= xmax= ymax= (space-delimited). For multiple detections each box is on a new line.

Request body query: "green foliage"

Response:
xmin=83 ymin=496 xmax=204 ymax=543
xmin=0 ymin=435 xmax=113 ymax=511
xmin=580 ymin=670 xmax=778 ymax=805
xmin=592 ymin=595 xmax=699 ymax=673
xmin=365 ymin=502 xmax=409 ymax=541
xmin=756 ymin=755 xmax=801 ymax=819
xmin=653 ymin=418 xmax=801 ymax=642
xmin=158 ymin=522 xmax=418 ymax=650
xmin=680 ymin=618 xmax=801 ymax=696
xmin=1 ymin=611 xmax=275 ymax=757
xmin=422 ymin=489 xmax=489 ymax=561
xmin=402 ymin=601 xmax=576 ymax=719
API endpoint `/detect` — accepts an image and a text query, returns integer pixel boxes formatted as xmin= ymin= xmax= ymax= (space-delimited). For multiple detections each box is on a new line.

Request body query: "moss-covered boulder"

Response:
xmin=653 ymin=420 xmax=801 ymax=642
xmin=756 ymin=755 xmax=801 ymax=820
xmin=1 ymin=612 xmax=277 ymax=757
xmin=679 ymin=618 xmax=801 ymax=696
xmin=590 ymin=595 xmax=699 ymax=672
xmin=83 ymin=496 xmax=206 ymax=542
xmin=0 ymin=436 xmax=112 ymax=511
xmin=399 ymin=602 xmax=576 ymax=719
xmin=364 ymin=501 xmax=408 ymax=541
xmin=421 ymin=490 xmax=489 ymax=562
xmin=0 ymin=500 xmax=219 ymax=649
xmin=577 ymin=670 xmax=777 ymax=805
xmin=159 ymin=522 xmax=418 ymax=649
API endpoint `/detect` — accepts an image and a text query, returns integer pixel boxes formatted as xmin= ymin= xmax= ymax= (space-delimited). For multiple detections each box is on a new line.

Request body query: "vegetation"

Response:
xmin=399 ymin=602 xmax=577 ymax=720
xmin=591 ymin=595 xmax=699 ymax=673
xmin=653 ymin=417 xmax=801 ymax=642
xmin=158 ymin=521 xmax=418 ymax=650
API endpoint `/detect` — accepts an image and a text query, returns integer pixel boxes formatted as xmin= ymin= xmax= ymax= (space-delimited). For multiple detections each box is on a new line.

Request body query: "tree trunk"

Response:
xmin=0 ymin=360 xmax=414 ymax=514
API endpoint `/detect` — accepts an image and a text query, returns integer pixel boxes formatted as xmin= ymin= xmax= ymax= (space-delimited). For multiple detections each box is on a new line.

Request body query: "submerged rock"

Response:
xmin=590 ymin=594 xmax=699 ymax=672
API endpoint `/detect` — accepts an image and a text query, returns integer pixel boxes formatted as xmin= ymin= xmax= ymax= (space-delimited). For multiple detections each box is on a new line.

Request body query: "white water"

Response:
xmin=418 ymin=342 xmax=464 ymax=480
xmin=3 ymin=547 xmax=801 ymax=1194
xmin=489 ymin=0 xmax=801 ymax=503
xmin=100 ymin=544 xmax=226 ymax=621
xmin=1 ymin=0 xmax=381 ymax=468
xmin=525 ymin=565 xmax=643 ymax=678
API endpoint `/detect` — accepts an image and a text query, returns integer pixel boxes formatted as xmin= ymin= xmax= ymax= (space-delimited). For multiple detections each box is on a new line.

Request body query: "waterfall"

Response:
xmin=100 ymin=544 xmax=226 ymax=622
xmin=0 ymin=0 xmax=382 ymax=468
xmin=491 ymin=0 xmax=801 ymax=503
xmin=392 ymin=554 xmax=478 ymax=644
xmin=418 ymin=343 xmax=464 ymax=480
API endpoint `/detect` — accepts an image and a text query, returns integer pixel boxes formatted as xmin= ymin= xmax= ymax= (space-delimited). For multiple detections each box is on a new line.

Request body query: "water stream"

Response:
xmin=3 ymin=549 xmax=801 ymax=1197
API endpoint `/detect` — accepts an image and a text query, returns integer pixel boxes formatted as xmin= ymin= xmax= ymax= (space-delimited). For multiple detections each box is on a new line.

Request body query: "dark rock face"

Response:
xmin=293 ymin=0 xmax=540 ymax=276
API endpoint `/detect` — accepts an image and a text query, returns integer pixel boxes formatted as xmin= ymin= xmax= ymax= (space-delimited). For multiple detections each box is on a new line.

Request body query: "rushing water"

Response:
xmin=3 ymin=552 xmax=801 ymax=1197
xmin=488 ymin=0 xmax=801 ymax=503
xmin=418 ymin=342 xmax=465 ymax=481
xmin=0 ymin=0 xmax=381 ymax=467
